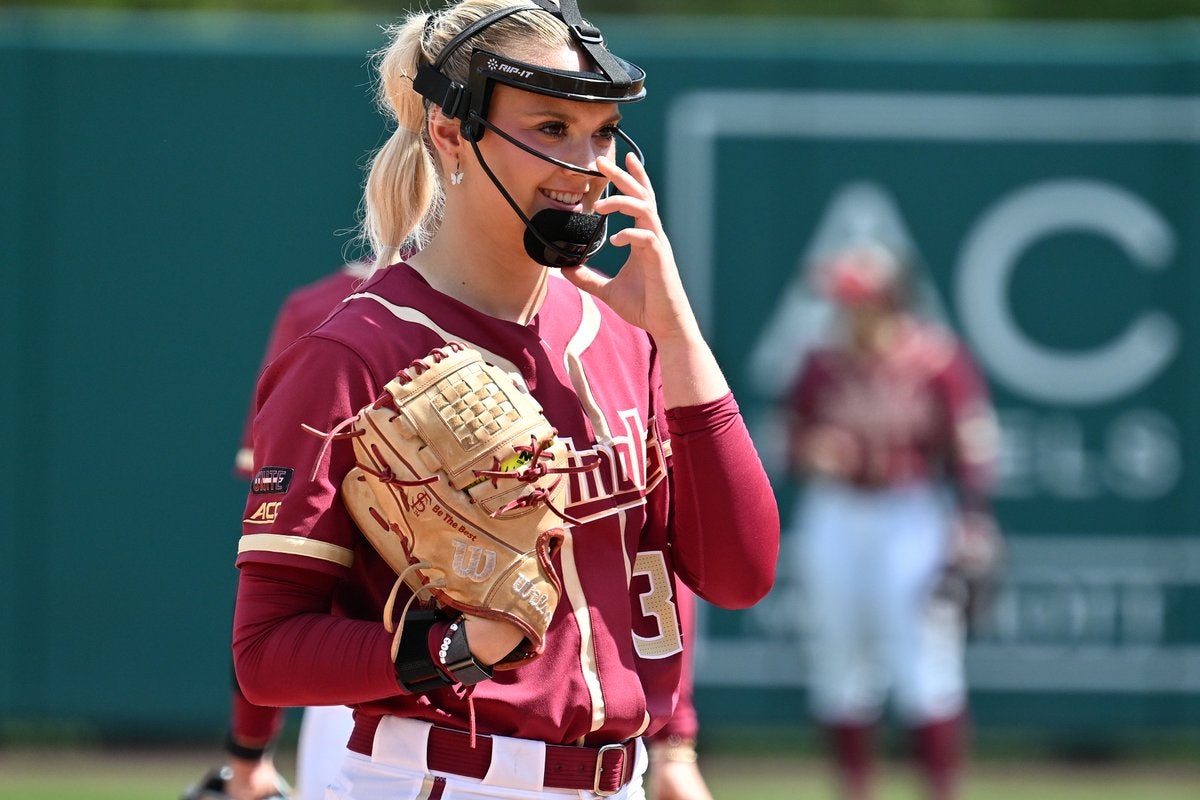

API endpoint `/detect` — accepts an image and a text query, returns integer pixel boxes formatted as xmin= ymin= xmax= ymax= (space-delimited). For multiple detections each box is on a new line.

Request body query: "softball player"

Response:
xmin=209 ymin=260 xmax=714 ymax=800
xmin=230 ymin=3 xmax=779 ymax=799
xmin=786 ymin=242 xmax=999 ymax=800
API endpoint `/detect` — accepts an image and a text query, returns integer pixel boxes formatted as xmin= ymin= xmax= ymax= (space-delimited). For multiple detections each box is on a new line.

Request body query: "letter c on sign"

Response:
xmin=955 ymin=179 xmax=1178 ymax=405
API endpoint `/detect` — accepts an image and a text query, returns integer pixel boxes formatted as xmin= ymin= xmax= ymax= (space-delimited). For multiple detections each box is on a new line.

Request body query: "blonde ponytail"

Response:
xmin=362 ymin=13 xmax=441 ymax=264
xmin=360 ymin=2 xmax=572 ymax=264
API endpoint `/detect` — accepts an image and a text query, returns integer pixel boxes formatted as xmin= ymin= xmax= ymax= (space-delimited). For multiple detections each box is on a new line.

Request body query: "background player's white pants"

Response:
xmin=325 ymin=716 xmax=648 ymax=800
xmin=297 ymin=705 xmax=356 ymax=800
xmin=792 ymin=479 xmax=966 ymax=726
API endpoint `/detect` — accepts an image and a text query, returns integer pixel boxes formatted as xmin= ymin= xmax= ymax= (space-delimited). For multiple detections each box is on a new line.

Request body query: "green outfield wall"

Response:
xmin=2 ymin=9 xmax=1198 ymax=744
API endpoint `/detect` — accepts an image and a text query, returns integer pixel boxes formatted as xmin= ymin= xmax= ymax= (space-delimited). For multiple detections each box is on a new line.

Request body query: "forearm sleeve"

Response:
xmin=232 ymin=561 xmax=402 ymax=708
xmin=666 ymin=393 xmax=779 ymax=609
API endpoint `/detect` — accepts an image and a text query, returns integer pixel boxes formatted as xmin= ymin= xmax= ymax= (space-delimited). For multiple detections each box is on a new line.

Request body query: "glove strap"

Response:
xmin=394 ymin=608 xmax=455 ymax=694
xmin=438 ymin=618 xmax=494 ymax=686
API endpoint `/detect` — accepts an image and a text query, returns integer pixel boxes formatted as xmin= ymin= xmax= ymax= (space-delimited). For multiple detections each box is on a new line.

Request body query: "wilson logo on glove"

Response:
xmin=303 ymin=342 xmax=596 ymax=667
xmin=451 ymin=541 xmax=496 ymax=581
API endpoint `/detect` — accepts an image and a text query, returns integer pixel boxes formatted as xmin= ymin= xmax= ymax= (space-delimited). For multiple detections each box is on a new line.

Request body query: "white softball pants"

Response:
xmin=296 ymin=704 xmax=357 ymax=800
xmin=792 ymin=479 xmax=966 ymax=726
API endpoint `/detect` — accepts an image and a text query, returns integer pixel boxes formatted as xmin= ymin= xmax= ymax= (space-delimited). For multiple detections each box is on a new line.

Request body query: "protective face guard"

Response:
xmin=465 ymin=95 xmax=644 ymax=180
xmin=411 ymin=0 xmax=647 ymax=267
xmin=417 ymin=46 xmax=646 ymax=143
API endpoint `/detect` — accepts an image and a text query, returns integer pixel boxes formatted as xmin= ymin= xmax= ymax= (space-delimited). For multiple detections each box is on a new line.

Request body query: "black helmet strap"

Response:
xmin=414 ymin=0 xmax=633 ymax=126
xmin=552 ymin=0 xmax=631 ymax=87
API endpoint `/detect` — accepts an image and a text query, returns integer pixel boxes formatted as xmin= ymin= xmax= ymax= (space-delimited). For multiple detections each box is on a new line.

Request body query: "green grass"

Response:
xmin=0 ymin=746 xmax=1197 ymax=800
xmin=703 ymin=755 xmax=1200 ymax=800
xmin=0 ymin=748 xmax=216 ymax=800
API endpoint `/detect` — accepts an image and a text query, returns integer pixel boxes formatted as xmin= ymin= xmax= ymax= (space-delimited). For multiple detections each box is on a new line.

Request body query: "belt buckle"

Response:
xmin=593 ymin=742 xmax=628 ymax=797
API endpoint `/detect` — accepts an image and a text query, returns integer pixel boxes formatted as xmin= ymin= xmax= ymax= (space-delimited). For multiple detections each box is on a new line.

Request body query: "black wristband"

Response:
xmin=223 ymin=731 xmax=269 ymax=762
xmin=394 ymin=607 xmax=455 ymax=694
xmin=438 ymin=618 xmax=494 ymax=686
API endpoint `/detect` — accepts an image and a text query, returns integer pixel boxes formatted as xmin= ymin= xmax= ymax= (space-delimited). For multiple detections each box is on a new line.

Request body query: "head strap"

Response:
xmin=553 ymin=0 xmax=631 ymax=87
xmin=413 ymin=0 xmax=643 ymax=135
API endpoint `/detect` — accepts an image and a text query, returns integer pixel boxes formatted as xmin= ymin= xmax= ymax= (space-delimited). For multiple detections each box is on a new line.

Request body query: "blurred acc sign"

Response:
xmin=955 ymin=178 xmax=1179 ymax=406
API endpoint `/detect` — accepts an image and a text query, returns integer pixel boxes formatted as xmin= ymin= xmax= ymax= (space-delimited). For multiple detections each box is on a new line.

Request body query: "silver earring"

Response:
xmin=451 ymin=157 xmax=463 ymax=186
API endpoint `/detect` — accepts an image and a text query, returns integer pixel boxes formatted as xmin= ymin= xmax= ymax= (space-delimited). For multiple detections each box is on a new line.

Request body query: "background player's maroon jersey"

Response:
xmin=788 ymin=319 xmax=997 ymax=505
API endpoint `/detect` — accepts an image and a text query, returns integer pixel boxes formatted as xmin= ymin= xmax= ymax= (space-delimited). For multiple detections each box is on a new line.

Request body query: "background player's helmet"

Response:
xmin=814 ymin=241 xmax=913 ymax=311
xmin=413 ymin=0 xmax=647 ymax=268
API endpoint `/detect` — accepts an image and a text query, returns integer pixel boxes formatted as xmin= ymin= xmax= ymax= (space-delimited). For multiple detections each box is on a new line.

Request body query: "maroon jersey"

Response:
xmin=788 ymin=319 xmax=997 ymax=505
xmin=234 ymin=263 xmax=778 ymax=746
xmin=235 ymin=262 xmax=373 ymax=478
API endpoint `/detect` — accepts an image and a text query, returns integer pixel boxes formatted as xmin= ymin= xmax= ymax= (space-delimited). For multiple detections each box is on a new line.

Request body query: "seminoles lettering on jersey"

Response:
xmin=560 ymin=410 xmax=669 ymax=523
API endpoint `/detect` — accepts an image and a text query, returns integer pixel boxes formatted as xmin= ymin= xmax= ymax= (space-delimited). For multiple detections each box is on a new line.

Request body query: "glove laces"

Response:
xmin=384 ymin=562 xmax=447 ymax=661
xmin=390 ymin=342 xmax=465 ymax=386
xmin=471 ymin=434 xmax=596 ymax=525
xmin=300 ymin=415 xmax=364 ymax=482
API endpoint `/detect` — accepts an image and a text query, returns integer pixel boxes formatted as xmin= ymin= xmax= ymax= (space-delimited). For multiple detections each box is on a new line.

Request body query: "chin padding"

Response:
xmin=523 ymin=209 xmax=606 ymax=268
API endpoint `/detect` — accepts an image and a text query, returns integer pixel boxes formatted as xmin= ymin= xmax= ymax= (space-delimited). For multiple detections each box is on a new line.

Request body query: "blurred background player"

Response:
xmin=185 ymin=261 xmax=373 ymax=800
xmin=784 ymin=241 xmax=1001 ymax=800
xmin=197 ymin=257 xmax=718 ymax=799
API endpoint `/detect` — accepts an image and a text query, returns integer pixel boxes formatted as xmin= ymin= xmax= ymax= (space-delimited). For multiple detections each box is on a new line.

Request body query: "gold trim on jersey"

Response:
xmin=568 ymin=495 xmax=660 ymax=526
xmin=238 ymin=533 xmax=354 ymax=568
xmin=559 ymin=415 xmax=669 ymax=523
xmin=343 ymin=292 xmax=527 ymax=391
xmin=561 ymin=287 xmax=611 ymax=442
xmin=559 ymin=532 xmax=607 ymax=733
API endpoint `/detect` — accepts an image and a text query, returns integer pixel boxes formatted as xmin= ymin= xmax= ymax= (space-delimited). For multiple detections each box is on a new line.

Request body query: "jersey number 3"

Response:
xmin=632 ymin=551 xmax=683 ymax=659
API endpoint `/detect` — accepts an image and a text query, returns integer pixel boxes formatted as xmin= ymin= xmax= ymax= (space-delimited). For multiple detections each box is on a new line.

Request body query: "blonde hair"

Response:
xmin=361 ymin=1 xmax=574 ymax=266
